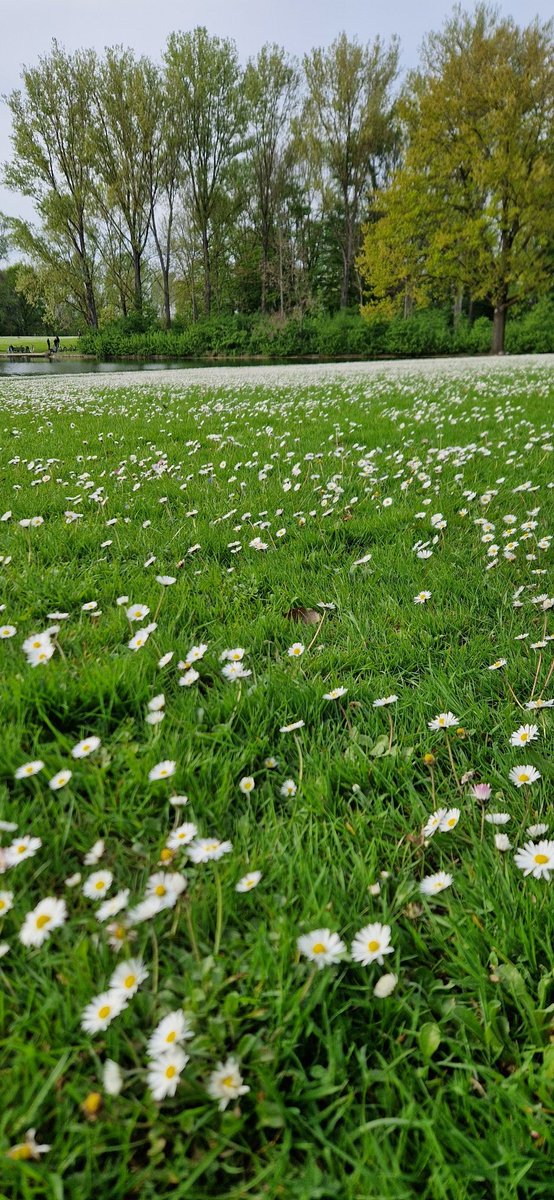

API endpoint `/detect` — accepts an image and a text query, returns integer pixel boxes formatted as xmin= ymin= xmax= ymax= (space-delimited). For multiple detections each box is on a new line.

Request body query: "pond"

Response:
xmin=0 ymin=357 xmax=342 ymax=377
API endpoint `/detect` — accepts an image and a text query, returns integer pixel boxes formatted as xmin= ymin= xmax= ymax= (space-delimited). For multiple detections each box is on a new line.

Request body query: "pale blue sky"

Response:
xmin=1 ymin=0 xmax=552 ymax=225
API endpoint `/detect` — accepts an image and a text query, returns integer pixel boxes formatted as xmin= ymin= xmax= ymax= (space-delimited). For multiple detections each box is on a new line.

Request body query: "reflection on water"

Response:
xmin=0 ymin=357 xmax=318 ymax=377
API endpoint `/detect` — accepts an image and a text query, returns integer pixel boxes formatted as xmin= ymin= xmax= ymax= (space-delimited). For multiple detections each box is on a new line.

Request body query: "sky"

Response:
xmin=1 ymin=0 xmax=551 ymax=230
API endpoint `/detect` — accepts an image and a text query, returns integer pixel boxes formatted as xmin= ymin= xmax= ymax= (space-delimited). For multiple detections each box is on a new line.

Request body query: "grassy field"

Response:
xmin=0 ymin=360 xmax=553 ymax=1200
xmin=0 ymin=336 xmax=80 ymax=354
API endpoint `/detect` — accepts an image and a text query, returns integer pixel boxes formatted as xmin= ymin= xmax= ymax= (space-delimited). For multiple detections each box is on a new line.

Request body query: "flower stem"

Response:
xmin=294 ymin=733 xmax=304 ymax=789
xmin=213 ymin=869 xmax=223 ymax=957
xmin=445 ymin=733 xmax=461 ymax=793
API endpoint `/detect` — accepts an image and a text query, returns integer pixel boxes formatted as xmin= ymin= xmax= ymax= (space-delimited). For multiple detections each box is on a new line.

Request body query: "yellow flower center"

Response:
xmin=124 ymin=974 xmax=136 ymax=989
xmin=0 ymin=900 xmax=5 ymax=910
xmin=205 ymin=843 xmax=219 ymax=851
xmin=519 ymin=774 xmax=529 ymax=782
xmin=17 ymin=844 xmax=27 ymax=854
xmin=8 ymin=1144 xmax=33 ymax=1160
xmin=534 ymin=854 xmax=548 ymax=865
xmin=434 ymin=881 xmax=444 ymax=890
xmin=113 ymin=925 xmax=126 ymax=939
xmin=36 ymin=913 xmax=51 ymax=929
xmin=160 ymin=848 xmax=172 ymax=862
xmin=159 ymin=769 xmax=167 ymax=776
xmin=222 ymin=1075 xmax=235 ymax=1088
xmin=155 ymin=885 xmax=166 ymax=896
xmin=25 ymin=765 xmax=34 ymax=774
xmin=521 ymin=733 xmax=528 ymax=741
xmin=95 ymin=880 xmax=105 ymax=890
xmin=98 ymin=1005 xmax=111 ymax=1019
xmin=82 ymin=743 xmax=90 ymax=752
xmin=165 ymin=1064 xmax=176 ymax=1079
xmin=166 ymin=1030 xmax=176 ymax=1043
xmin=367 ymin=940 xmax=380 ymax=952
xmin=447 ymin=818 xmax=456 ymax=827
xmin=312 ymin=942 xmax=326 ymax=954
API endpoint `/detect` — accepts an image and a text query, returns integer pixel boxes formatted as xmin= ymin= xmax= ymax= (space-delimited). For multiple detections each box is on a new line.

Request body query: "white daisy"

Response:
xmin=420 ymin=871 xmax=453 ymax=895
xmin=81 ymin=989 xmax=128 ymax=1033
xmin=351 ymin=922 xmax=394 ymax=966
xmin=297 ymin=928 xmax=346 ymax=968
xmin=148 ymin=760 xmax=176 ymax=782
xmin=19 ymin=897 xmax=67 ymax=947
xmin=509 ymin=765 xmax=541 ymax=788
xmin=236 ymin=871 xmax=262 ymax=892
xmin=514 ymin=840 xmax=554 ymax=880
xmin=71 ymin=736 xmax=101 ymax=759
xmin=207 ymin=1057 xmax=249 ymax=1110
xmin=147 ymin=1047 xmax=189 ymax=1100
xmin=147 ymin=1010 xmax=193 ymax=1057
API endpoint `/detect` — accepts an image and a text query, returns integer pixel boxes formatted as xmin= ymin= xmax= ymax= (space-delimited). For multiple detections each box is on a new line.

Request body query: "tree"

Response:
xmin=3 ymin=42 xmax=100 ymax=327
xmin=359 ymin=8 xmax=554 ymax=352
xmin=301 ymin=33 xmax=399 ymax=309
xmin=164 ymin=28 xmax=247 ymax=316
xmin=0 ymin=263 xmax=46 ymax=334
xmin=244 ymin=46 xmax=299 ymax=312
xmin=91 ymin=49 xmax=163 ymax=314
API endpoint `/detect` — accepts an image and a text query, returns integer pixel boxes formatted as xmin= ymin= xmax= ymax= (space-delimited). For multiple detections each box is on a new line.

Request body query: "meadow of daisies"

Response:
xmin=0 ymin=356 xmax=553 ymax=1199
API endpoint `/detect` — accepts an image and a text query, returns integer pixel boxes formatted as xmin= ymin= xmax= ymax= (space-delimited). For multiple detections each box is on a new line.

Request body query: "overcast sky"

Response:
xmin=1 ymin=0 xmax=551 ymax=227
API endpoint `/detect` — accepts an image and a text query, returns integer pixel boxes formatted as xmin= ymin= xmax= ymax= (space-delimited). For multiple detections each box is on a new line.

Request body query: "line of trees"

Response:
xmin=2 ymin=7 xmax=553 ymax=353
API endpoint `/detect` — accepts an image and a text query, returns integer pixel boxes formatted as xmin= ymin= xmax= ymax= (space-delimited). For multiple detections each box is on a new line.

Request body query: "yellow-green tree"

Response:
xmin=359 ymin=7 xmax=554 ymax=352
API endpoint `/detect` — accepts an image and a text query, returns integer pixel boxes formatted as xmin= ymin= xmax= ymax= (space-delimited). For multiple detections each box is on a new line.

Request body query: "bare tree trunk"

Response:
xmin=202 ymin=228 xmax=211 ymax=316
xmin=132 ymin=248 xmax=143 ymax=313
xmin=453 ymin=286 xmax=463 ymax=329
xmin=161 ymin=268 xmax=171 ymax=329
xmin=491 ymin=303 xmax=507 ymax=354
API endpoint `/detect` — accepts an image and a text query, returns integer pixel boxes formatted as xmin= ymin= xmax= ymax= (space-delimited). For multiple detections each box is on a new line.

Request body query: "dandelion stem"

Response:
xmin=150 ymin=927 xmax=159 ymax=995
xmin=505 ymin=679 xmax=525 ymax=711
xmin=538 ymin=656 xmax=554 ymax=701
xmin=305 ymin=611 xmax=326 ymax=655
xmin=445 ymin=733 xmax=461 ymax=793
xmin=153 ymin=591 xmax=164 ymax=624
xmin=213 ymin=869 xmax=223 ymax=957
xmin=294 ymin=733 xmax=304 ymax=789
xmin=184 ymin=899 xmax=201 ymax=964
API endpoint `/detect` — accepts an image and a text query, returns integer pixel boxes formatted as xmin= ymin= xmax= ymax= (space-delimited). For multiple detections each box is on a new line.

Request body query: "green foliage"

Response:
xmin=78 ymin=303 xmax=554 ymax=361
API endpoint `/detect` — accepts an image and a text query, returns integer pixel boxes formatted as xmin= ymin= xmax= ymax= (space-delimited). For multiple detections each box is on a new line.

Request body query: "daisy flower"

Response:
xmin=49 ymin=768 xmax=72 ymax=790
xmin=287 ymin=643 xmax=305 ymax=657
xmin=485 ymin=813 xmax=510 ymax=825
xmin=239 ymin=776 xmax=255 ymax=794
xmin=351 ymin=922 xmax=394 ymax=966
xmin=514 ymin=840 xmax=554 ymax=880
xmin=166 ymin=823 xmax=197 ymax=850
xmin=71 ymin=736 xmax=101 ymax=759
xmin=109 ymin=957 xmax=149 ymax=997
xmin=236 ymin=871 xmax=262 ymax=892
xmin=81 ymin=989 xmax=128 ymax=1033
xmin=148 ymin=760 xmax=176 ymax=782
xmin=156 ymin=575 xmax=176 ymax=586
xmin=148 ymin=694 xmax=165 ymax=712
xmin=158 ymin=651 xmax=174 ymax=668
xmin=14 ymin=760 xmax=44 ymax=780
xmin=82 ymin=871 xmax=113 ymax=900
xmin=420 ymin=872 xmax=453 ymax=896
xmin=374 ymin=973 xmax=398 ymax=998
xmin=6 ymin=835 xmax=42 ymax=865
xmin=7 ymin=1129 xmax=51 ymax=1160
xmin=439 ymin=808 xmax=460 ymax=832
xmin=414 ymin=591 xmax=431 ymax=604
xmin=280 ymin=720 xmax=305 ymax=733
xmin=0 ymin=625 xmax=16 ymax=638
xmin=470 ymin=783 xmax=491 ymax=801
xmin=221 ymin=661 xmax=251 ymax=681
xmin=373 ymin=695 xmax=398 ymax=707
xmin=0 ymin=891 xmax=14 ymax=916
xmin=488 ymin=658 xmax=507 ymax=670
xmin=495 ymin=834 xmax=512 ymax=851
xmin=510 ymin=724 xmax=539 ymax=747
xmin=423 ymin=808 xmax=447 ymax=838
xmin=148 ymin=1047 xmax=189 ymax=1100
xmin=280 ymin=779 xmax=297 ymax=797
xmin=179 ymin=668 xmax=199 ymax=687
xmin=207 ymin=1057 xmax=249 ymax=1110
xmin=147 ymin=1010 xmax=193 ymax=1057
xmin=126 ymin=603 xmax=150 ymax=622
xmin=84 ymin=839 xmax=105 ymax=866
xmin=96 ymin=889 xmax=130 ymax=922
xmin=144 ymin=871 xmax=187 ymax=906
xmin=428 ymin=712 xmax=458 ymax=731
xmin=187 ymin=838 xmax=233 ymax=864
xmin=509 ymin=765 xmax=541 ymax=788
xmin=103 ymin=1059 xmax=123 ymax=1096
xmin=264 ymin=757 xmax=278 ymax=768
xmin=297 ymin=928 xmax=346 ymax=967
xmin=19 ymin=897 xmax=67 ymax=947
xmin=323 ymin=686 xmax=348 ymax=700
xmin=527 ymin=823 xmax=548 ymax=838
xmin=128 ymin=629 xmax=151 ymax=651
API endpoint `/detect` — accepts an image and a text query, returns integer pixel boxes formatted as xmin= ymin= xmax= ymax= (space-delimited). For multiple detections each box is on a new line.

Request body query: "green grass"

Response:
xmin=0 ymin=362 xmax=553 ymax=1199
xmin=0 ymin=336 xmax=80 ymax=353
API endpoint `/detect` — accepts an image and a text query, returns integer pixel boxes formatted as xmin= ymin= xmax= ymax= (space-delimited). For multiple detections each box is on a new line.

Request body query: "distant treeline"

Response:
xmin=2 ymin=7 xmax=553 ymax=353
xmin=80 ymin=302 xmax=554 ymax=361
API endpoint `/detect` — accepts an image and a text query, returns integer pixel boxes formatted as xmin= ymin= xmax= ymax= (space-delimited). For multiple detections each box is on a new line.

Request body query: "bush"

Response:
xmin=79 ymin=300 xmax=554 ymax=361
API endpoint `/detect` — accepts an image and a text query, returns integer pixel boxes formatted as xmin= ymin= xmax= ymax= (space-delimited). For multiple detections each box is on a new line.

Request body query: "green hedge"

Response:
xmin=79 ymin=302 xmax=554 ymax=360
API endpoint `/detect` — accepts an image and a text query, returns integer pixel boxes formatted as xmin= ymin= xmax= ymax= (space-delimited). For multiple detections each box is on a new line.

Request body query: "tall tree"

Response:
xmin=301 ymin=33 xmax=399 ymax=309
xmin=3 ymin=42 xmax=100 ymax=327
xmin=359 ymin=8 xmax=554 ymax=352
xmin=91 ymin=49 xmax=163 ymax=313
xmin=244 ymin=46 xmax=299 ymax=312
xmin=164 ymin=27 xmax=247 ymax=316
